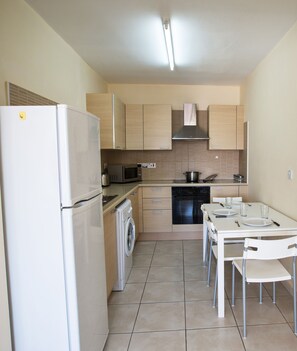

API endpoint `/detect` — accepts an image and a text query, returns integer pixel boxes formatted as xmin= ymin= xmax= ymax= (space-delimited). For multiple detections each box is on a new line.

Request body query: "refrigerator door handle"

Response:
xmin=63 ymin=193 xmax=101 ymax=209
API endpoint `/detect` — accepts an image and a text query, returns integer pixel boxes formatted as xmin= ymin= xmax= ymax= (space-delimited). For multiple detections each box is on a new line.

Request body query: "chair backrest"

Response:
xmin=201 ymin=204 xmax=217 ymax=241
xmin=212 ymin=197 xmax=243 ymax=204
xmin=212 ymin=197 xmax=226 ymax=203
xmin=205 ymin=219 xmax=217 ymax=242
xmin=243 ymin=236 xmax=297 ymax=260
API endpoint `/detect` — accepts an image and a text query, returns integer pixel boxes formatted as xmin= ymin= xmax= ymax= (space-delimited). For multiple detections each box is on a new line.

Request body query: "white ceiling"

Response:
xmin=25 ymin=0 xmax=297 ymax=85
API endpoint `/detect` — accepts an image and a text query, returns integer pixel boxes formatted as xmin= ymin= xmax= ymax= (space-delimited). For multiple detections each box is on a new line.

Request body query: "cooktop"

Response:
xmin=173 ymin=179 xmax=212 ymax=184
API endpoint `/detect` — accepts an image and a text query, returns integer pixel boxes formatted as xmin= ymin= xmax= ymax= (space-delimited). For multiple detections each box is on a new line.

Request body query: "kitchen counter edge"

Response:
xmin=102 ymin=180 xmax=247 ymax=214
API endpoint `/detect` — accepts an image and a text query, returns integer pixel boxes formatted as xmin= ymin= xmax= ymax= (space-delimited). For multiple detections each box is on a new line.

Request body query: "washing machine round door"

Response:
xmin=124 ymin=216 xmax=135 ymax=257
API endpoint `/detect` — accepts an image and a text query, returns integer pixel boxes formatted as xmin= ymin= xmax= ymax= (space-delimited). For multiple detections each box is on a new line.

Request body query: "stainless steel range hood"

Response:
xmin=172 ymin=103 xmax=209 ymax=140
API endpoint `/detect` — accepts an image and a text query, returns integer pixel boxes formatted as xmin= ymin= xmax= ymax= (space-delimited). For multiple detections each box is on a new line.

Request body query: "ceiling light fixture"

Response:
xmin=163 ymin=19 xmax=175 ymax=71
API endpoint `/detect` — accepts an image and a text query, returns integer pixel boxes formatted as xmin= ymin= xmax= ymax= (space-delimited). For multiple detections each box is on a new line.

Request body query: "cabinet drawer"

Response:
xmin=143 ymin=198 xmax=171 ymax=210
xmin=142 ymin=187 xmax=171 ymax=198
xmin=143 ymin=210 xmax=172 ymax=232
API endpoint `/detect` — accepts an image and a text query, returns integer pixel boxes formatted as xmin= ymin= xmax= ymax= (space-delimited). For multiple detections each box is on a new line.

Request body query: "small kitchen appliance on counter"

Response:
xmin=102 ymin=163 xmax=110 ymax=187
xmin=108 ymin=164 xmax=142 ymax=183
xmin=233 ymin=174 xmax=245 ymax=182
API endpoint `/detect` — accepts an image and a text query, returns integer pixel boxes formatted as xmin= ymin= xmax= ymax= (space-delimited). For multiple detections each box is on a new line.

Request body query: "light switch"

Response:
xmin=288 ymin=169 xmax=293 ymax=180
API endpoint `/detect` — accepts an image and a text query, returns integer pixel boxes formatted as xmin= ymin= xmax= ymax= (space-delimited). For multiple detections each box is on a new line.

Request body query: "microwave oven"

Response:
xmin=108 ymin=164 xmax=142 ymax=183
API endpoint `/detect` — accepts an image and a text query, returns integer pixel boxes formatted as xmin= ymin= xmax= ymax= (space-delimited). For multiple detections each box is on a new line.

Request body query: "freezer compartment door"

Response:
xmin=62 ymin=194 xmax=108 ymax=351
xmin=57 ymin=105 xmax=102 ymax=207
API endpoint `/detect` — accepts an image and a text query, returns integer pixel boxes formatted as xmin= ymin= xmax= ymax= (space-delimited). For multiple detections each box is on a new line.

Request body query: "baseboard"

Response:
xmin=137 ymin=231 xmax=203 ymax=241
xmin=172 ymin=224 xmax=203 ymax=232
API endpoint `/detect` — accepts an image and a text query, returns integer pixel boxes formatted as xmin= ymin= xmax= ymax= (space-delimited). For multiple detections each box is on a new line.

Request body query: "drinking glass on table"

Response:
xmin=240 ymin=203 xmax=247 ymax=217
xmin=261 ymin=204 xmax=269 ymax=219
xmin=225 ymin=197 xmax=232 ymax=209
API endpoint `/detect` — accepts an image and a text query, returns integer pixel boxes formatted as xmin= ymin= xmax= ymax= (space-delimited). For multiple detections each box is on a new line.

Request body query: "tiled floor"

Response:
xmin=104 ymin=239 xmax=297 ymax=350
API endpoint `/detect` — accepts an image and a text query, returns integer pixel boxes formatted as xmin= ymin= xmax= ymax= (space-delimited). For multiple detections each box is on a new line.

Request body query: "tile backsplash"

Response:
xmin=102 ymin=141 xmax=239 ymax=181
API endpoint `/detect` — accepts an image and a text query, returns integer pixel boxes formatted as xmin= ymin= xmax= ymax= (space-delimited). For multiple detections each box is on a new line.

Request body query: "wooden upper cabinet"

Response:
xmin=208 ymin=105 xmax=237 ymax=150
xmin=208 ymin=105 xmax=244 ymax=150
xmin=86 ymin=93 xmax=125 ymax=150
xmin=143 ymin=104 xmax=172 ymax=150
xmin=236 ymin=105 xmax=244 ymax=150
xmin=126 ymin=104 xmax=144 ymax=150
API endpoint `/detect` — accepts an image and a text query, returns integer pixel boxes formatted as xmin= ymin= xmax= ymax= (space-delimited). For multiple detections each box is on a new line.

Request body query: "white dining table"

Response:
xmin=202 ymin=202 xmax=297 ymax=318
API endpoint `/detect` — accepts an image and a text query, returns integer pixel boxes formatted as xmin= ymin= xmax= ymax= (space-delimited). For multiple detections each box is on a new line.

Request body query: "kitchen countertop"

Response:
xmin=102 ymin=179 xmax=247 ymax=214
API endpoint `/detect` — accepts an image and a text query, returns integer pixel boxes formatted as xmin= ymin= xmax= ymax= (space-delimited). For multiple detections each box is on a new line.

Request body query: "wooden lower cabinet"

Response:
xmin=143 ymin=210 xmax=172 ymax=232
xmin=142 ymin=186 xmax=172 ymax=232
xmin=103 ymin=208 xmax=117 ymax=298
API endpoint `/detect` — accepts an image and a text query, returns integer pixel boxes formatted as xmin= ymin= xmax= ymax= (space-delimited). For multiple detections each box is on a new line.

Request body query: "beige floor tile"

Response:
xmin=184 ymin=265 xmax=211 ymax=281
xmin=276 ymin=295 xmax=295 ymax=322
xmin=129 ymin=330 xmax=186 ymax=351
xmin=185 ymin=281 xmax=215 ymax=301
xmin=108 ymin=304 xmax=139 ymax=333
xmin=103 ymin=333 xmax=131 ymax=351
xmin=264 ymin=281 xmax=291 ymax=297
xmin=187 ymin=327 xmax=245 ymax=351
xmin=225 ymin=279 xmax=269 ymax=299
xmin=147 ymin=266 xmax=184 ymax=282
xmin=127 ymin=268 xmax=149 ymax=283
xmin=232 ymin=297 xmax=286 ymax=326
xmin=289 ymin=322 xmax=297 ymax=334
xmin=142 ymin=281 xmax=184 ymax=303
xmin=155 ymin=241 xmax=183 ymax=254
xmin=134 ymin=302 xmax=185 ymax=332
xmin=184 ymin=252 xmax=204 ymax=266
xmin=186 ymin=300 xmax=236 ymax=329
xmin=240 ymin=324 xmax=297 ymax=351
xmin=108 ymin=283 xmax=145 ymax=305
xmin=133 ymin=242 xmax=156 ymax=254
xmin=151 ymin=253 xmax=183 ymax=267
xmin=183 ymin=240 xmax=203 ymax=253
xmin=133 ymin=254 xmax=152 ymax=267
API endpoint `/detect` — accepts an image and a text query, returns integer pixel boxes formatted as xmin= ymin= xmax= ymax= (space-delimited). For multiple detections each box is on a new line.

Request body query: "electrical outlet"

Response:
xmin=138 ymin=163 xmax=156 ymax=168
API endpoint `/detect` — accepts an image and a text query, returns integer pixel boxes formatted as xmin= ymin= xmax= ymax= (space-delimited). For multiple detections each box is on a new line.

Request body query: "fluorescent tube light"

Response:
xmin=163 ymin=20 xmax=175 ymax=71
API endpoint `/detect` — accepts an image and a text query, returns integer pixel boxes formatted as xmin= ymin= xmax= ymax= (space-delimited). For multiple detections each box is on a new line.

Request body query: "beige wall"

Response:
xmin=0 ymin=0 xmax=107 ymax=107
xmin=108 ymin=84 xmax=240 ymax=110
xmin=241 ymin=20 xmax=297 ymax=286
xmin=0 ymin=1 xmax=107 ymax=349
xmin=241 ymin=21 xmax=297 ymax=221
xmin=103 ymin=142 xmax=239 ymax=181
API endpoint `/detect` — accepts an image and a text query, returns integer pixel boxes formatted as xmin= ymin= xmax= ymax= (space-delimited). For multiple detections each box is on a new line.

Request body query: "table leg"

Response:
xmin=217 ymin=235 xmax=225 ymax=318
xmin=203 ymin=219 xmax=207 ymax=264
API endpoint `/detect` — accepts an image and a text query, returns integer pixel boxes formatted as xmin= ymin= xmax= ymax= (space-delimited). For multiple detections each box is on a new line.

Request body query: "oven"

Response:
xmin=172 ymin=187 xmax=210 ymax=224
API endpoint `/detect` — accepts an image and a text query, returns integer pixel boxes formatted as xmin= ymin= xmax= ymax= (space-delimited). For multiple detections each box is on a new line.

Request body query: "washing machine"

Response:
xmin=113 ymin=199 xmax=136 ymax=291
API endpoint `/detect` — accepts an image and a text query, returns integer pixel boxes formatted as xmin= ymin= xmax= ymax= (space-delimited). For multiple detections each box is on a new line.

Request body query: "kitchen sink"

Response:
xmin=102 ymin=194 xmax=118 ymax=205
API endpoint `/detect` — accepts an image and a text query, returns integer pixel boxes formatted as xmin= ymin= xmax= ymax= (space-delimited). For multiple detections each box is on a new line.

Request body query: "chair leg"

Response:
xmin=213 ymin=265 xmax=218 ymax=307
xmin=293 ymin=258 xmax=297 ymax=335
xmin=207 ymin=239 xmax=213 ymax=287
xmin=259 ymin=283 xmax=263 ymax=304
xmin=204 ymin=235 xmax=209 ymax=266
xmin=243 ymin=277 xmax=247 ymax=338
xmin=232 ymin=263 xmax=235 ymax=306
xmin=272 ymin=282 xmax=276 ymax=304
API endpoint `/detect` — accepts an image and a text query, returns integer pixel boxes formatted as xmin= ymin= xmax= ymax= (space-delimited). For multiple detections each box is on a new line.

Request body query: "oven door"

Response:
xmin=172 ymin=187 xmax=210 ymax=225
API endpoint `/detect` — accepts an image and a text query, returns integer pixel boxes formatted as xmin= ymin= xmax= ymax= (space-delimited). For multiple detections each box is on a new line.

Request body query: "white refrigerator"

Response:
xmin=0 ymin=105 xmax=108 ymax=351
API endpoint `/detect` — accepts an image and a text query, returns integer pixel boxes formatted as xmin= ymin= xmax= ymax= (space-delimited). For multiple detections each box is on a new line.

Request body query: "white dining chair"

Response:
xmin=205 ymin=218 xmax=243 ymax=306
xmin=232 ymin=236 xmax=297 ymax=338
